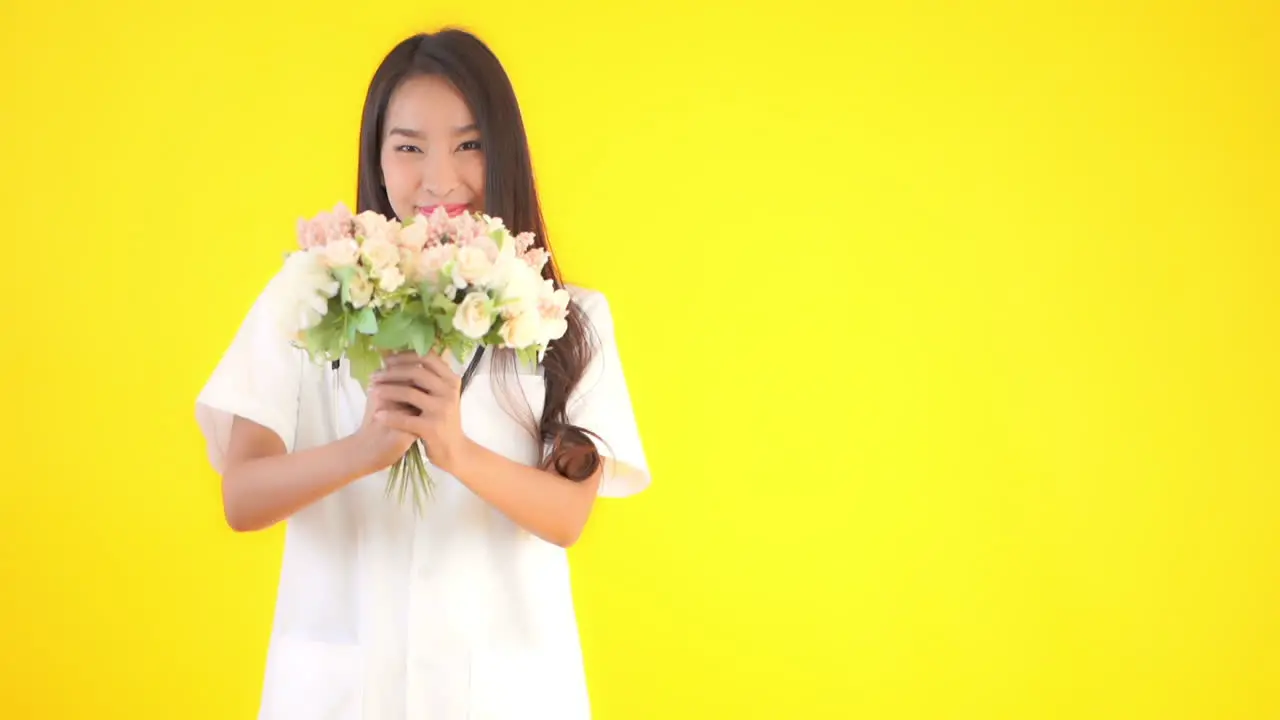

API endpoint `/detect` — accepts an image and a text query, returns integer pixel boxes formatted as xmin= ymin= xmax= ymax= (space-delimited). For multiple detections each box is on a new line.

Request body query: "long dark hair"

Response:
xmin=356 ymin=28 xmax=601 ymax=481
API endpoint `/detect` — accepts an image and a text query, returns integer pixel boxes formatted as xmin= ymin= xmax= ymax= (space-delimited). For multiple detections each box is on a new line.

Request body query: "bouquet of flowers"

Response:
xmin=275 ymin=202 xmax=570 ymax=507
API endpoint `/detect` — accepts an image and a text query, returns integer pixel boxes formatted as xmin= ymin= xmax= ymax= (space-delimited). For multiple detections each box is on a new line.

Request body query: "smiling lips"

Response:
xmin=417 ymin=204 xmax=470 ymax=217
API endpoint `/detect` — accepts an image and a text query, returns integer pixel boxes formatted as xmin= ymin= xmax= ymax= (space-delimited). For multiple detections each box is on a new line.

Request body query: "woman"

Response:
xmin=195 ymin=27 xmax=650 ymax=719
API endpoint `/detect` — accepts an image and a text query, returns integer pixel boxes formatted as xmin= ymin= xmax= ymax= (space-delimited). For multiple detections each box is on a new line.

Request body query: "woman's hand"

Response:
xmin=353 ymin=361 xmax=420 ymax=473
xmin=369 ymin=351 xmax=472 ymax=473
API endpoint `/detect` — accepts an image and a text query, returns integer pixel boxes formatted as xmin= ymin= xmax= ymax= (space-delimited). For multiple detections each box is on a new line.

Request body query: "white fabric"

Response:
xmin=195 ymin=273 xmax=650 ymax=720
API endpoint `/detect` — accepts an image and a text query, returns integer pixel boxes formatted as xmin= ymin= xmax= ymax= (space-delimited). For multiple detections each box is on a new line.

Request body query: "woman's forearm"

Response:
xmin=220 ymin=424 xmax=379 ymax=533
xmin=440 ymin=439 xmax=601 ymax=548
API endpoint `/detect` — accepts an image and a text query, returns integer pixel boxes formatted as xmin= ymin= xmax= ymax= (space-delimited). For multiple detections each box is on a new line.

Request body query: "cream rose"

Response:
xmin=452 ymin=245 xmax=495 ymax=287
xmin=397 ymin=247 xmax=422 ymax=284
xmin=360 ymin=235 xmax=400 ymax=274
xmin=397 ymin=219 xmax=430 ymax=251
xmin=321 ymin=238 xmax=359 ymax=269
xmin=499 ymin=304 xmax=541 ymax=348
xmin=347 ymin=270 xmax=373 ymax=308
xmin=354 ymin=210 xmax=396 ymax=246
xmin=453 ymin=292 xmax=495 ymax=340
xmin=536 ymin=281 xmax=571 ymax=343
xmin=377 ymin=266 xmax=405 ymax=294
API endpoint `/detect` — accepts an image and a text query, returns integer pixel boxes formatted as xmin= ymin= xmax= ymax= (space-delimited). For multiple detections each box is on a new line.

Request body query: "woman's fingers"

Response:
xmin=419 ymin=352 xmax=462 ymax=391
xmin=374 ymin=357 xmax=456 ymax=396
xmin=374 ymin=408 xmax=431 ymax=438
xmin=382 ymin=351 xmax=423 ymax=368
xmin=375 ymin=382 xmax=445 ymax=416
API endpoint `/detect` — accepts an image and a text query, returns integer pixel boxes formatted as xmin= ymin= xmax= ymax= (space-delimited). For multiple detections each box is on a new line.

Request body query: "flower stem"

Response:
xmin=385 ymin=439 xmax=435 ymax=513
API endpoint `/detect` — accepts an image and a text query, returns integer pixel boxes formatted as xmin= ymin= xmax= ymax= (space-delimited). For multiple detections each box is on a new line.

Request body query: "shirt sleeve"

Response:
xmin=195 ymin=271 xmax=304 ymax=475
xmin=566 ymin=289 xmax=651 ymax=498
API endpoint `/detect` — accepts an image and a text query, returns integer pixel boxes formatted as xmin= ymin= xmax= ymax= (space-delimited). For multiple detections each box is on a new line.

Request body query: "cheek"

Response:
xmin=381 ymin=152 xmax=421 ymax=197
xmin=462 ymin=153 xmax=486 ymax=200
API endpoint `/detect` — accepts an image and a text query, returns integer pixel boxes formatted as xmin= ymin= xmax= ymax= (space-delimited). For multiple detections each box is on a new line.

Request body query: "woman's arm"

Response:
xmin=220 ymin=421 xmax=367 ymax=532
xmin=439 ymin=438 xmax=602 ymax=548
xmin=371 ymin=352 xmax=602 ymax=548
xmin=219 ymin=385 xmax=417 ymax=533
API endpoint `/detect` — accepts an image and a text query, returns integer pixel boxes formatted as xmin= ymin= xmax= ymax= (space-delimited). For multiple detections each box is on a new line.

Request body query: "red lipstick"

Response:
xmin=417 ymin=204 xmax=470 ymax=217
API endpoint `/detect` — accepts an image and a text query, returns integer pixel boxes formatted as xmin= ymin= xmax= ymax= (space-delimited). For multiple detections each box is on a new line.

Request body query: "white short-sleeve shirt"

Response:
xmin=195 ymin=271 xmax=650 ymax=720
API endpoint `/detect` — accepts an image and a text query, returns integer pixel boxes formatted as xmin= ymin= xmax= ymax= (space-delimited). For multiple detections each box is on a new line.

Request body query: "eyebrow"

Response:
xmin=387 ymin=124 xmax=479 ymax=139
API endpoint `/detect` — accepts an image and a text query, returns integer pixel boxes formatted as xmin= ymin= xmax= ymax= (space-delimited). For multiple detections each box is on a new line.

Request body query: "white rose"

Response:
xmin=452 ymin=245 xmax=495 ymax=287
xmin=276 ymin=250 xmax=339 ymax=333
xmin=347 ymin=270 xmax=373 ymax=308
xmin=489 ymin=254 xmax=542 ymax=305
xmin=453 ymin=291 xmax=495 ymax=340
xmin=498 ymin=304 xmax=541 ymax=348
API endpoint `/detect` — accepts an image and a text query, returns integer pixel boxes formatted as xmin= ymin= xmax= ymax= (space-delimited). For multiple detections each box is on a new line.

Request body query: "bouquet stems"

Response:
xmin=388 ymin=438 xmax=435 ymax=512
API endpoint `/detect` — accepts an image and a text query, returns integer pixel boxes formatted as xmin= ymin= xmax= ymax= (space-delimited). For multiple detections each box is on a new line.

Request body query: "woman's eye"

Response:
xmin=458 ymin=140 xmax=482 ymax=152
xmin=396 ymin=145 xmax=423 ymax=153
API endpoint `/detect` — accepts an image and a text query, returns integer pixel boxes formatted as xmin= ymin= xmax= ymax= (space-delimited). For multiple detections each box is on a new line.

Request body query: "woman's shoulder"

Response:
xmin=563 ymin=283 xmax=612 ymax=321
xmin=563 ymin=282 xmax=602 ymax=302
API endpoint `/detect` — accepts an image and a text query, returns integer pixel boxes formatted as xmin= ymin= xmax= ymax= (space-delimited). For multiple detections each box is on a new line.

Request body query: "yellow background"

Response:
xmin=1 ymin=0 xmax=1277 ymax=718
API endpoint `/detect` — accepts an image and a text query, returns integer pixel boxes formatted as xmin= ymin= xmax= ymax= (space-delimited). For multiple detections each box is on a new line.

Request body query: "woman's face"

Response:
xmin=380 ymin=74 xmax=486 ymax=221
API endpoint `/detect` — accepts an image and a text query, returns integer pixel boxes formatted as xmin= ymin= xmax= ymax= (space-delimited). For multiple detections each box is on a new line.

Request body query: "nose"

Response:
xmin=422 ymin=152 xmax=460 ymax=199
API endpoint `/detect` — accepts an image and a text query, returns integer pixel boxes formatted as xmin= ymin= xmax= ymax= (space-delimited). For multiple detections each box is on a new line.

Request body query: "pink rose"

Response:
xmin=425 ymin=207 xmax=452 ymax=246
xmin=417 ymin=244 xmax=457 ymax=286
xmin=514 ymin=232 xmax=536 ymax=254
xmin=297 ymin=202 xmax=354 ymax=249
xmin=520 ymin=248 xmax=549 ymax=272
xmin=536 ymin=280 xmax=570 ymax=342
xmin=449 ymin=212 xmax=483 ymax=246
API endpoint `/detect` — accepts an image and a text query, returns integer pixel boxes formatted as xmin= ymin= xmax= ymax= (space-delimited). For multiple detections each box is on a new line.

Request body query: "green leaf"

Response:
xmin=448 ymin=334 xmax=472 ymax=365
xmin=371 ymin=311 xmax=415 ymax=350
xmin=402 ymin=298 xmax=425 ymax=320
xmin=355 ymin=306 xmax=378 ymax=335
xmin=347 ymin=339 xmax=383 ymax=388
xmin=431 ymin=292 xmax=458 ymax=312
xmin=418 ymin=315 xmax=438 ymax=344
xmin=435 ymin=309 xmax=454 ymax=334
xmin=302 ymin=308 xmax=346 ymax=359
xmin=341 ymin=313 xmax=355 ymax=348
xmin=408 ymin=323 xmax=433 ymax=357
xmin=332 ymin=267 xmax=357 ymax=304
xmin=325 ymin=293 xmax=346 ymax=317
xmin=515 ymin=345 xmax=543 ymax=370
